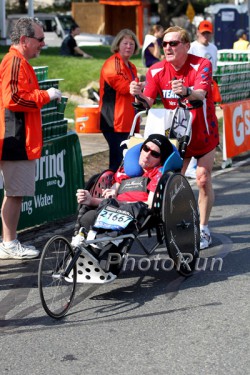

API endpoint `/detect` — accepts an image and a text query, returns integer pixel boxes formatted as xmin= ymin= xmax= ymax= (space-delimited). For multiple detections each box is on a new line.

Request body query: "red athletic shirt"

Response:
xmin=144 ymin=54 xmax=219 ymax=157
xmin=114 ymin=166 xmax=162 ymax=202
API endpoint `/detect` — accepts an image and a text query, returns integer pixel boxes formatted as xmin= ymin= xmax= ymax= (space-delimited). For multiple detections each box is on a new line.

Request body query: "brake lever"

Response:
xmin=132 ymin=101 xmax=147 ymax=111
xmin=188 ymin=100 xmax=203 ymax=109
xmin=135 ymin=95 xmax=150 ymax=110
xmin=134 ymin=77 xmax=150 ymax=110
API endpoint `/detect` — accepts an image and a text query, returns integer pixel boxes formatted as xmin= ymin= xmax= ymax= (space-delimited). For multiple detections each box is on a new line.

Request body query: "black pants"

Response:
xmin=74 ymin=199 xmax=149 ymax=236
xmin=102 ymin=131 xmax=129 ymax=171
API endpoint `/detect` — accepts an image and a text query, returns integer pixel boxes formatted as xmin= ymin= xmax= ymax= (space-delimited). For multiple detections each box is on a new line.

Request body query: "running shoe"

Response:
xmin=0 ymin=240 xmax=40 ymax=259
xmin=200 ymin=230 xmax=212 ymax=250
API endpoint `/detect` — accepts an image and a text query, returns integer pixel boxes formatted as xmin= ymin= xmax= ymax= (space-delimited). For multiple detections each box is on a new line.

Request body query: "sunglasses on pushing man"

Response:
xmin=142 ymin=144 xmax=161 ymax=159
xmin=162 ymin=40 xmax=183 ymax=48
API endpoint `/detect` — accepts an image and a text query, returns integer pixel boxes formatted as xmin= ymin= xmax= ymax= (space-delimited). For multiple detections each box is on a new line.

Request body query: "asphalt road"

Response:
xmin=0 ymin=156 xmax=250 ymax=375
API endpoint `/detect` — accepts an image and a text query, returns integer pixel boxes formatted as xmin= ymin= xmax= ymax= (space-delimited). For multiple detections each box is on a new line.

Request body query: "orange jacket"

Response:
xmin=0 ymin=46 xmax=50 ymax=160
xmin=99 ymin=52 xmax=138 ymax=133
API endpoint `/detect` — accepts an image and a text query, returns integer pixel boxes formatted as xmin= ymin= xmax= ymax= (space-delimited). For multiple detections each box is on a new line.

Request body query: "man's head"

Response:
xmin=10 ymin=17 xmax=45 ymax=60
xmin=236 ymin=29 xmax=247 ymax=40
xmin=162 ymin=26 xmax=191 ymax=69
xmin=70 ymin=24 xmax=81 ymax=37
xmin=139 ymin=134 xmax=173 ymax=170
xmin=197 ymin=20 xmax=213 ymax=46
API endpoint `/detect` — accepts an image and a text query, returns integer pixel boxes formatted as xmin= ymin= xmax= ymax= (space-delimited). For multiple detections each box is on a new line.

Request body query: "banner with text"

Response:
xmin=0 ymin=131 xmax=84 ymax=231
xmin=222 ymin=100 xmax=250 ymax=159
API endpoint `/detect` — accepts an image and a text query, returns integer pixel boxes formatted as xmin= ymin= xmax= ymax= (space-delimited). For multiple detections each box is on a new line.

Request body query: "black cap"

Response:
xmin=236 ymin=29 xmax=245 ymax=38
xmin=141 ymin=134 xmax=173 ymax=164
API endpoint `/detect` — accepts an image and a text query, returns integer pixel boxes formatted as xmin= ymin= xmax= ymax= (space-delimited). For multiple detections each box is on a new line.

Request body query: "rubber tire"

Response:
xmin=162 ymin=173 xmax=200 ymax=276
xmin=38 ymin=235 xmax=77 ymax=319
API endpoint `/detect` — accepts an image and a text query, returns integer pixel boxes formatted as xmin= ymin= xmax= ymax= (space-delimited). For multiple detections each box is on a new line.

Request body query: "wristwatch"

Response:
xmin=182 ymin=87 xmax=192 ymax=98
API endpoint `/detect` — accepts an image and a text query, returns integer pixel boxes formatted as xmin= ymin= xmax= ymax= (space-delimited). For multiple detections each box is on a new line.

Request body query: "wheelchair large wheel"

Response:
xmin=162 ymin=173 xmax=200 ymax=276
xmin=38 ymin=236 xmax=77 ymax=319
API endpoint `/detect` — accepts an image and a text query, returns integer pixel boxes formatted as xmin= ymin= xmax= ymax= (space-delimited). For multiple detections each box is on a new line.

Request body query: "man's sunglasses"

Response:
xmin=162 ymin=40 xmax=182 ymax=48
xmin=142 ymin=144 xmax=161 ymax=159
xmin=26 ymin=36 xmax=45 ymax=43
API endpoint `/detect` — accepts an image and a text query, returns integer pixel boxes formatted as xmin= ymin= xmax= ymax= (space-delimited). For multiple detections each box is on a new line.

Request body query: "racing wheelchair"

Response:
xmin=38 ymin=99 xmax=201 ymax=319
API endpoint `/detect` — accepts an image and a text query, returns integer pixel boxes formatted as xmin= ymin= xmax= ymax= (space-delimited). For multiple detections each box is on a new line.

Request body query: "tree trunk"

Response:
xmin=18 ymin=0 xmax=27 ymax=13
xmin=158 ymin=0 xmax=189 ymax=28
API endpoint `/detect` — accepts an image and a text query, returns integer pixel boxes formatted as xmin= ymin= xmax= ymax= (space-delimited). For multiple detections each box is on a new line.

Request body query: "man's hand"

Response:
xmin=76 ymin=189 xmax=92 ymax=205
xmin=46 ymin=88 xmax=62 ymax=102
xmin=171 ymin=78 xmax=186 ymax=97
xmin=82 ymin=53 xmax=93 ymax=59
xmin=130 ymin=79 xmax=143 ymax=97
xmin=102 ymin=188 xmax=117 ymax=199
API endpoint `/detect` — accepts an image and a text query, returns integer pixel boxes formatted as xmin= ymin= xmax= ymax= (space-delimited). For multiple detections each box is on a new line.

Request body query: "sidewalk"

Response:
xmin=77 ymin=132 xmax=108 ymax=157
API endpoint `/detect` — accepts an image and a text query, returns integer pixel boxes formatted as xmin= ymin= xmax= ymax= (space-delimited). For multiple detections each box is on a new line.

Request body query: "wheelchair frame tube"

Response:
xmin=129 ymin=110 xmax=147 ymax=137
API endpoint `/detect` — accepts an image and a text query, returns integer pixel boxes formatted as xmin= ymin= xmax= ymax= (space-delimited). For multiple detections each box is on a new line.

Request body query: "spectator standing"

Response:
xmin=233 ymin=29 xmax=250 ymax=50
xmin=99 ymin=29 xmax=140 ymax=171
xmin=130 ymin=26 xmax=219 ymax=250
xmin=189 ymin=20 xmax=217 ymax=72
xmin=185 ymin=19 xmax=218 ymax=179
xmin=0 ymin=17 xmax=62 ymax=260
xmin=60 ymin=24 xmax=92 ymax=58
xmin=142 ymin=24 xmax=164 ymax=67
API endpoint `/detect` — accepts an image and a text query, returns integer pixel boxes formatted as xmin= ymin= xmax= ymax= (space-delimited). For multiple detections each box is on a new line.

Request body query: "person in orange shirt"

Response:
xmin=99 ymin=29 xmax=140 ymax=171
xmin=0 ymin=17 xmax=62 ymax=260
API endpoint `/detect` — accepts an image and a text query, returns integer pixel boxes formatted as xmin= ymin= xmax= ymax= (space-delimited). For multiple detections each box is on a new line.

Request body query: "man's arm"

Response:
xmin=171 ymin=80 xmax=206 ymax=101
xmin=1 ymin=59 xmax=51 ymax=111
xmin=130 ymin=80 xmax=154 ymax=108
xmin=171 ymin=58 xmax=213 ymax=101
xmin=74 ymin=45 xmax=92 ymax=58
xmin=76 ymin=182 xmax=120 ymax=207
xmin=146 ymin=191 xmax=155 ymax=209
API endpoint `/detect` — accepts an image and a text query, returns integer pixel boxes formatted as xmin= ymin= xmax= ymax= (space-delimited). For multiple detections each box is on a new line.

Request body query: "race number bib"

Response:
xmin=94 ymin=205 xmax=134 ymax=231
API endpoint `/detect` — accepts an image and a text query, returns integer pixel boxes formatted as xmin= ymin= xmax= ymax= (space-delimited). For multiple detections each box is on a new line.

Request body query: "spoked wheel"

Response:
xmin=38 ymin=235 xmax=77 ymax=319
xmin=162 ymin=173 xmax=200 ymax=276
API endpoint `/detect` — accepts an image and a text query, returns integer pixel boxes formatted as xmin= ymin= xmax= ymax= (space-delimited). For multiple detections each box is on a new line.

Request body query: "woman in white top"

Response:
xmin=142 ymin=24 xmax=164 ymax=67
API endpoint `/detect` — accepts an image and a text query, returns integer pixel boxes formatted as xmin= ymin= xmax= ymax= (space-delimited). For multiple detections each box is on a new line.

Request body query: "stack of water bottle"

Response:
xmin=34 ymin=66 xmax=68 ymax=140
xmin=214 ymin=50 xmax=250 ymax=104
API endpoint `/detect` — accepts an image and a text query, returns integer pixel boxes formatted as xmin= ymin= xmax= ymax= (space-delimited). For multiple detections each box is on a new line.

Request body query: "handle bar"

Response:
xmin=133 ymin=94 xmax=151 ymax=110
xmin=177 ymin=97 xmax=203 ymax=110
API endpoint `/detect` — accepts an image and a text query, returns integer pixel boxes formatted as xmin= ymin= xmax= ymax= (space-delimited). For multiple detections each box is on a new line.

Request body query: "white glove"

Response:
xmin=46 ymin=87 xmax=62 ymax=102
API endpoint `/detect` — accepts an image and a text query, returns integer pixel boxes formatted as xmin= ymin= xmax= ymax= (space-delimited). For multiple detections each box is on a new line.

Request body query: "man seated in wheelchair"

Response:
xmin=72 ymin=134 xmax=174 ymax=272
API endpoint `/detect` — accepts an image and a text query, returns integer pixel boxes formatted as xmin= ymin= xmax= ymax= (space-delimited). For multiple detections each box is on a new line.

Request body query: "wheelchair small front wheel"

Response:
xmin=162 ymin=173 xmax=200 ymax=276
xmin=38 ymin=235 xmax=77 ymax=319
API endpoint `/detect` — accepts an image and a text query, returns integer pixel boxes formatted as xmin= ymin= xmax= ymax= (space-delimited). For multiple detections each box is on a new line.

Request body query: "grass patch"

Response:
xmin=64 ymin=101 xmax=77 ymax=128
xmin=0 ymin=45 xmax=143 ymax=94
xmin=0 ymin=45 xmax=145 ymax=120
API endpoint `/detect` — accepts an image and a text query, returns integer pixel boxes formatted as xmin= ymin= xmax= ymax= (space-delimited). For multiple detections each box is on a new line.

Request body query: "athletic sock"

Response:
xmin=200 ymin=225 xmax=210 ymax=235
xmin=3 ymin=239 xmax=17 ymax=248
